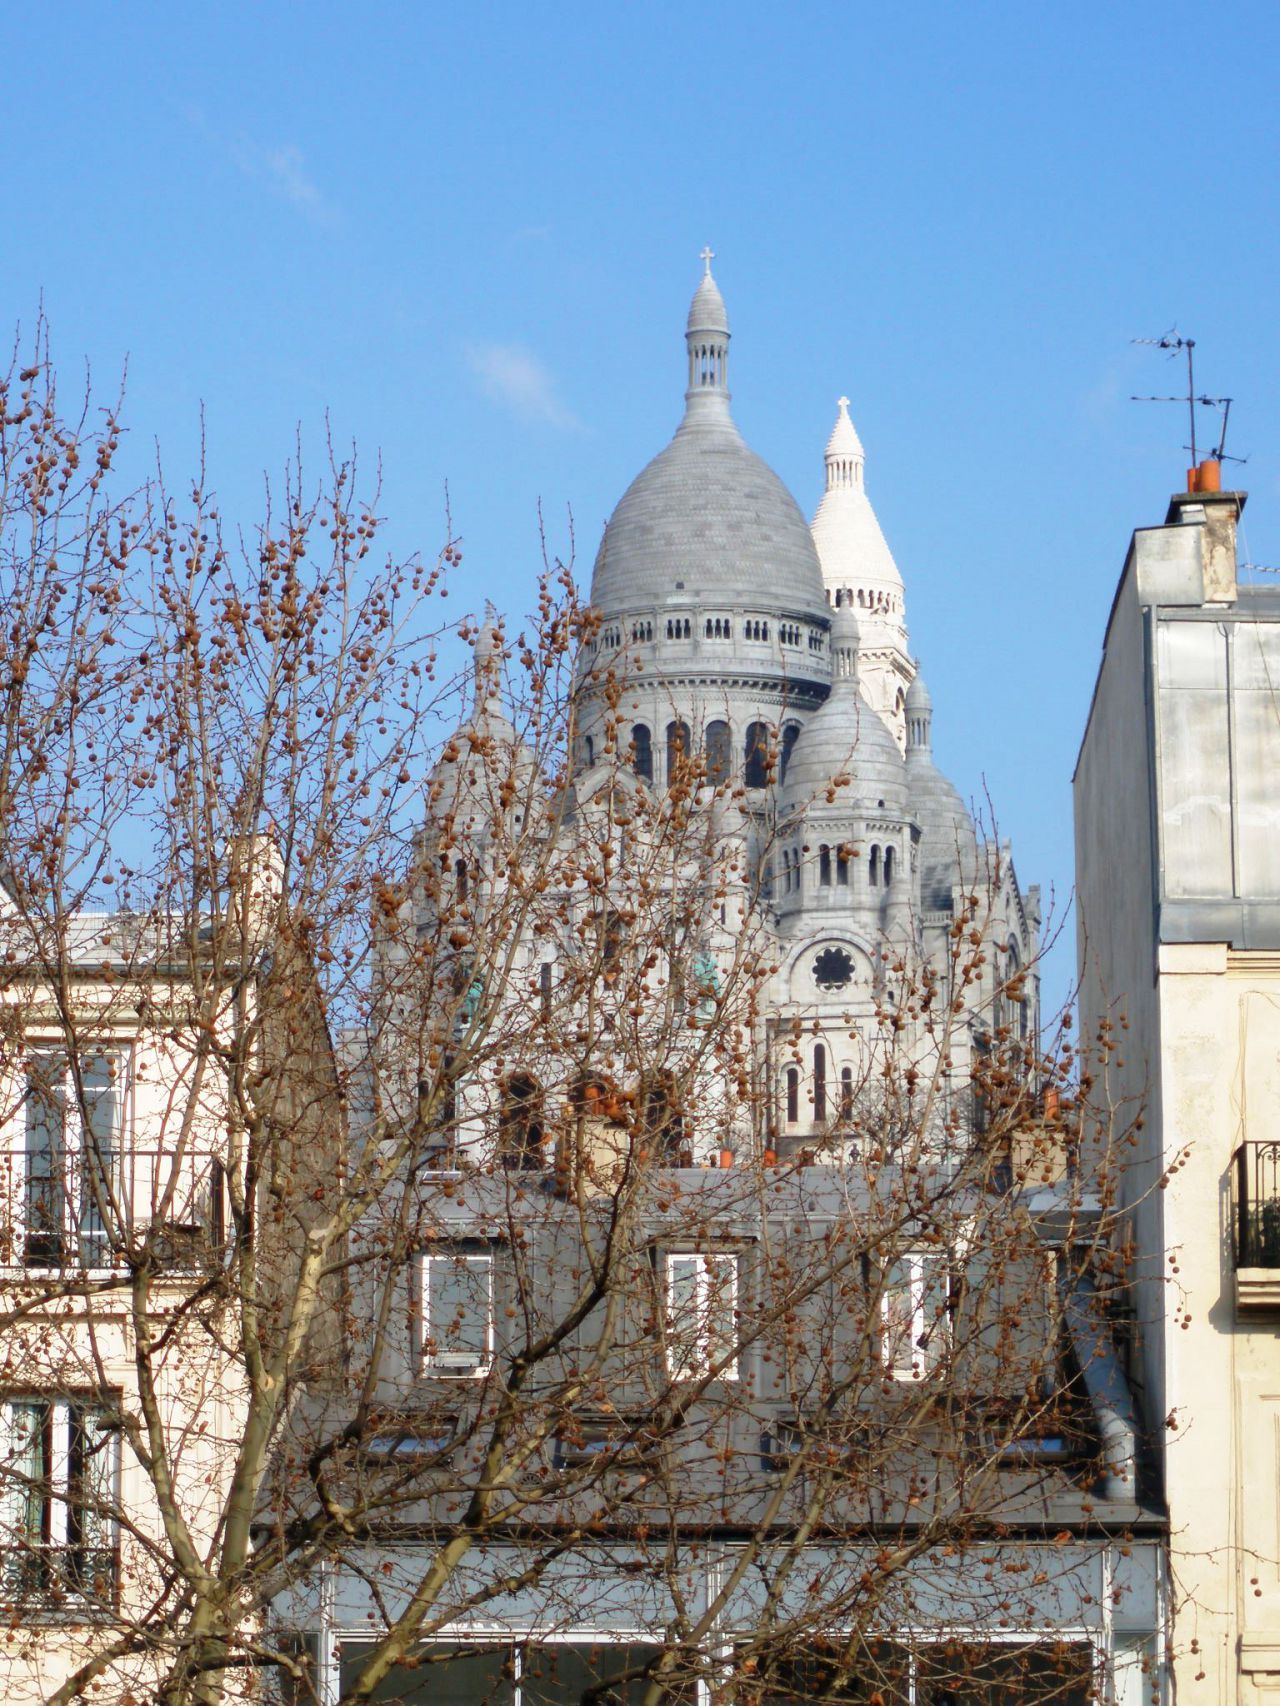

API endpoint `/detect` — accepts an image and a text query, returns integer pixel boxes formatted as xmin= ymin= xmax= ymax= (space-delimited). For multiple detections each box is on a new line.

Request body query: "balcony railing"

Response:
xmin=0 ymin=1147 xmax=225 ymax=1270
xmin=0 ymin=1544 xmax=118 ymax=1606
xmin=1234 ymin=1141 xmax=1280 ymax=1268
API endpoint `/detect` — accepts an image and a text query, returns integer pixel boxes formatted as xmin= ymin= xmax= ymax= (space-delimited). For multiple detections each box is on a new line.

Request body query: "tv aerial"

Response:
xmin=1131 ymin=331 xmax=1244 ymax=471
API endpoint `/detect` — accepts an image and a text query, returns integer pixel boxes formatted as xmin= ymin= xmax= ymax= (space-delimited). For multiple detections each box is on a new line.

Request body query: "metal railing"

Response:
xmin=1234 ymin=1141 xmax=1280 ymax=1268
xmin=0 ymin=1544 xmax=117 ymax=1604
xmin=0 ymin=1147 xmax=225 ymax=1270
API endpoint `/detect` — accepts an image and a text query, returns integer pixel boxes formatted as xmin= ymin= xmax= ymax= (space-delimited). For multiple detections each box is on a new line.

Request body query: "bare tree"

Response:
xmin=0 ymin=341 xmax=1155 ymax=1706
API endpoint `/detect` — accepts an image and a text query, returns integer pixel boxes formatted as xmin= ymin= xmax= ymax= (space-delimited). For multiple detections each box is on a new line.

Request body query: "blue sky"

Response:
xmin=5 ymin=0 xmax=1278 ymax=1017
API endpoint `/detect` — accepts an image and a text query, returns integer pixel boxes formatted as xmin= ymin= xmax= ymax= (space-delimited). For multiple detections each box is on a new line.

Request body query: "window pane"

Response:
xmin=338 ymin=1643 xmax=510 ymax=1706
xmin=917 ymin=1642 xmax=1093 ymax=1705
xmin=68 ymin=1404 xmax=116 ymax=1554
xmin=426 ymin=1255 xmax=492 ymax=1369
xmin=80 ymin=1053 xmax=121 ymax=1250
xmin=25 ymin=1055 xmax=67 ymax=1263
xmin=666 ymin=1254 xmax=738 ymax=1381
xmin=704 ymin=1256 xmax=739 ymax=1377
xmin=882 ymin=1257 xmax=945 ymax=1379
xmin=881 ymin=1259 xmax=918 ymax=1378
xmin=2 ymin=1400 xmax=48 ymax=1541
xmin=745 ymin=1641 xmax=909 ymax=1706
xmin=521 ymin=1642 xmax=676 ymax=1706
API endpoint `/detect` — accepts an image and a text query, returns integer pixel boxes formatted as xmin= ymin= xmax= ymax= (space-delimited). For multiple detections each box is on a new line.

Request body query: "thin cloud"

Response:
xmin=466 ymin=342 xmax=580 ymax=430
xmin=184 ymin=106 xmax=338 ymax=228
xmin=256 ymin=143 xmax=334 ymax=225
xmin=228 ymin=135 xmax=338 ymax=229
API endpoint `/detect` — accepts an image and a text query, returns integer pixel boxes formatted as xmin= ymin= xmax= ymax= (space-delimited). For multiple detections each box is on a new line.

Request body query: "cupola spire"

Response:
xmin=905 ymin=670 xmax=933 ymax=755
xmin=685 ymin=248 xmax=730 ymax=411
xmin=472 ymin=601 xmax=504 ymax=718
xmin=825 ymin=395 xmax=866 ymax=490
xmin=830 ymin=600 xmax=862 ymax=684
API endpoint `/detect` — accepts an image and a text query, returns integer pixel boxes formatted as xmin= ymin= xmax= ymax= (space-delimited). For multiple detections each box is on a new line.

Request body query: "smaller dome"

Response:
xmin=780 ymin=606 xmax=907 ymax=816
xmin=905 ymin=669 xmax=978 ymax=909
xmin=904 ymin=674 xmax=931 ymax=714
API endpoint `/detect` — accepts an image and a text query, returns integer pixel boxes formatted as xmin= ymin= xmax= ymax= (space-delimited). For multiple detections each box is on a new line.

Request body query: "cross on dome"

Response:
xmin=700 ymin=245 xmax=715 ymax=275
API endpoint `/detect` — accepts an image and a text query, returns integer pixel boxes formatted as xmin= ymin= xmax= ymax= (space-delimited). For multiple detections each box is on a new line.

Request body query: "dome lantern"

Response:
xmin=685 ymin=247 xmax=730 ymax=406
xmin=905 ymin=671 xmax=933 ymax=753
xmin=824 ymin=396 xmax=866 ymax=492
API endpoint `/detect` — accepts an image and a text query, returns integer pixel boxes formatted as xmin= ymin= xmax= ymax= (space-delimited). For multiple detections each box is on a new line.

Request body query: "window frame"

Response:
xmin=880 ymin=1252 xmax=948 ymax=1382
xmin=662 ymin=1249 xmax=740 ymax=1384
xmin=13 ymin=1046 xmax=130 ymax=1272
xmin=0 ymin=1392 xmax=120 ymax=1606
xmin=419 ymin=1247 xmax=497 ymax=1378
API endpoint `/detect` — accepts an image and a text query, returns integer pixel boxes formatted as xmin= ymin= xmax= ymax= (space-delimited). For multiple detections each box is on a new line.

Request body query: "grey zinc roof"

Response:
xmin=908 ymin=749 xmax=979 ymax=908
xmin=589 ymin=404 xmax=828 ymax=619
xmin=780 ymin=674 xmax=908 ymax=815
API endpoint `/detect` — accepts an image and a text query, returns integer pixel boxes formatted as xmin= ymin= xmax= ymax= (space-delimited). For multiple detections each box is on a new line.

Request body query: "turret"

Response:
xmin=811 ymin=398 xmax=913 ymax=748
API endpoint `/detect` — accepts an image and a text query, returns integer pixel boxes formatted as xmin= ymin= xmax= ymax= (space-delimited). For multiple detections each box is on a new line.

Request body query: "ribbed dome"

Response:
xmin=779 ymin=607 xmax=907 ymax=815
xmin=591 ymin=414 xmax=828 ymax=617
xmin=904 ymin=667 xmax=978 ymax=909
xmin=589 ymin=261 xmax=827 ymax=623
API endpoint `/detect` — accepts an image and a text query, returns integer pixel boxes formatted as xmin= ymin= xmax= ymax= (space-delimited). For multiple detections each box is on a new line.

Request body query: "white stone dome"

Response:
xmin=590 ymin=415 xmax=828 ymax=619
xmin=779 ymin=606 xmax=907 ymax=816
xmin=904 ymin=666 xmax=978 ymax=909
xmin=589 ymin=262 xmax=828 ymax=626
xmin=811 ymin=397 xmax=906 ymax=629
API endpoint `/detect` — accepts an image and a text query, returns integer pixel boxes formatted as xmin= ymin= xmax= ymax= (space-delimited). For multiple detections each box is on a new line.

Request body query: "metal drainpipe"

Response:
xmin=1060 ymin=1265 xmax=1140 ymax=1501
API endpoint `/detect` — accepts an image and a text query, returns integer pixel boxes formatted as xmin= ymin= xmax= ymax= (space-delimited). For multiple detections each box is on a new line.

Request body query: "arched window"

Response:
xmin=1008 ymin=939 xmax=1028 ymax=1041
xmin=705 ymin=720 xmax=731 ymax=786
xmin=454 ymin=858 xmax=468 ymax=902
xmin=584 ymin=735 xmax=595 ymax=769
xmin=883 ymin=845 xmax=895 ymax=887
xmin=499 ymin=1073 xmax=544 ymax=1170
xmin=869 ymin=846 xmax=881 ymax=888
xmin=819 ymin=845 xmax=832 ymax=887
xmin=792 ymin=846 xmax=802 ymax=895
xmin=813 ymin=1043 xmax=827 ymax=1122
xmin=836 ymin=846 xmax=850 ymax=887
xmin=744 ymin=721 xmax=771 ymax=790
xmin=840 ymin=1065 xmax=854 ymax=1120
xmin=666 ymin=720 xmax=691 ymax=783
xmin=782 ymin=850 xmax=792 ymax=894
xmin=785 ymin=1067 xmax=799 ymax=1125
xmin=632 ymin=723 xmax=653 ymax=783
xmin=780 ymin=723 xmax=801 ymax=784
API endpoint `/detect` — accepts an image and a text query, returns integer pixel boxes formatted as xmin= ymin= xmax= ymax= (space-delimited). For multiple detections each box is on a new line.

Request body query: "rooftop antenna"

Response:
xmin=1131 ymin=331 xmax=1242 ymax=483
xmin=1131 ymin=331 xmax=1200 ymax=465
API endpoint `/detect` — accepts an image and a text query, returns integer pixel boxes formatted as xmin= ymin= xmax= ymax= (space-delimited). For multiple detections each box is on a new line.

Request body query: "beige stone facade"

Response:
xmin=1076 ymin=481 xmax=1280 ymax=1704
